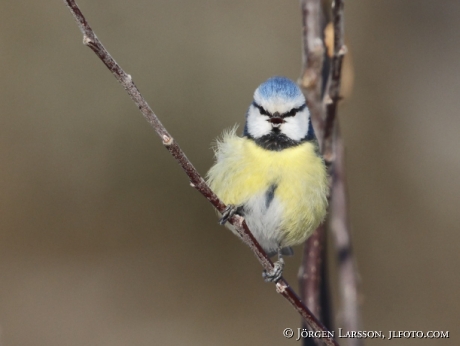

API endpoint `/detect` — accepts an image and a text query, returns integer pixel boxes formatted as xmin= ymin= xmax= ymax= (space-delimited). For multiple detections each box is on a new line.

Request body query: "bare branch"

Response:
xmin=298 ymin=1 xmax=329 ymax=334
xmin=299 ymin=0 xmax=326 ymax=147
xmin=299 ymin=2 xmax=362 ymax=345
xmin=324 ymin=1 xmax=363 ymax=345
xmin=330 ymin=126 xmax=362 ymax=346
xmin=299 ymin=223 xmax=326 ymax=319
xmin=323 ymin=0 xmax=346 ymax=163
xmin=62 ymin=1 xmax=339 ymax=345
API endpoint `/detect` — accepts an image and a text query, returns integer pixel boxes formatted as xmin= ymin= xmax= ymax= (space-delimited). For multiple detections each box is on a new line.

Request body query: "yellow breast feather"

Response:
xmin=207 ymin=127 xmax=328 ymax=248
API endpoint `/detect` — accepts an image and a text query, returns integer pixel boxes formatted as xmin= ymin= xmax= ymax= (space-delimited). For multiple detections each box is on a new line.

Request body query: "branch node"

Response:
xmin=83 ymin=35 xmax=93 ymax=46
xmin=162 ymin=135 xmax=173 ymax=146
xmin=338 ymin=45 xmax=348 ymax=56
xmin=299 ymin=70 xmax=318 ymax=89
xmin=190 ymin=182 xmax=195 ymax=188
xmin=313 ymin=38 xmax=324 ymax=53
xmin=275 ymin=281 xmax=288 ymax=294
xmin=323 ymin=152 xmax=334 ymax=165
xmin=125 ymin=74 xmax=132 ymax=83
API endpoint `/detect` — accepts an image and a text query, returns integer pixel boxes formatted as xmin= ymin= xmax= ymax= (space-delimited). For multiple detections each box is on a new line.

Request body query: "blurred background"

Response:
xmin=1 ymin=1 xmax=459 ymax=345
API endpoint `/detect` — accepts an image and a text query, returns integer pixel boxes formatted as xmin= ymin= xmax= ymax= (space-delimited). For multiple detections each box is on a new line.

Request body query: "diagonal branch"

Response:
xmin=62 ymin=1 xmax=339 ymax=345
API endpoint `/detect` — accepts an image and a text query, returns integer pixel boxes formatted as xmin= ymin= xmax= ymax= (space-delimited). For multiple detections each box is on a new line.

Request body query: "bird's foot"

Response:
xmin=262 ymin=258 xmax=284 ymax=282
xmin=219 ymin=204 xmax=238 ymax=225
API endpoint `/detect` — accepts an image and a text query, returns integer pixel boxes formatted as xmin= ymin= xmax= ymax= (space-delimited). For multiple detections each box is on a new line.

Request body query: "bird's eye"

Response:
xmin=279 ymin=108 xmax=297 ymax=118
xmin=252 ymin=102 xmax=270 ymax=116
xmin=288 ymin=108 xmax=298 ymax=116
xmin=281 ymin=103 xmax=307 ymax=118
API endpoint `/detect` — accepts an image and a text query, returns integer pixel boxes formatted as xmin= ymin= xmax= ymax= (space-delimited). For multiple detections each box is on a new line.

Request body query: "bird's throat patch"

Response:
xmin=248 ymin=131 xmax=302 ymax=151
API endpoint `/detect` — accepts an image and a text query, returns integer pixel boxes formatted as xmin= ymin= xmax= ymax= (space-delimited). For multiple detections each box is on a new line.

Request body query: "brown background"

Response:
xmin=1 ymin=1 xmax=459 ymax=345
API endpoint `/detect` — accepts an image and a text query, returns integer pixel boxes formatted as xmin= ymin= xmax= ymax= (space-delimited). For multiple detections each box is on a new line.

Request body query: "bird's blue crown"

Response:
xmin=255 ymin=76 xmax=303 ymax=101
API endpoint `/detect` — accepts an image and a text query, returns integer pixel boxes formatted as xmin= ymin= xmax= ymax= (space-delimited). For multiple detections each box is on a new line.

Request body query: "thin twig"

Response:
xmin=62 ymin=1 xmax=339 ymax=345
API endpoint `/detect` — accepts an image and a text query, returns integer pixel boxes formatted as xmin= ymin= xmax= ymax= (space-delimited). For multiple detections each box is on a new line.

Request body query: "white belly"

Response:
xmin=226 ymin=189 xmax=285 ymax=255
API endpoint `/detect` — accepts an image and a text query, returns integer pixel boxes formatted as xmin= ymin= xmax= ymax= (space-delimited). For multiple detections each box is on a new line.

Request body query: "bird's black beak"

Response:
xmin=268 ymin=113 xmax=285 ymax=128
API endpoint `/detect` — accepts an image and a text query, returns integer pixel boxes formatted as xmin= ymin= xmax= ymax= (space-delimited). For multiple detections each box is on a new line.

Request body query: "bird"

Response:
xmin=206 ymin=76 xmax=328 ymax=282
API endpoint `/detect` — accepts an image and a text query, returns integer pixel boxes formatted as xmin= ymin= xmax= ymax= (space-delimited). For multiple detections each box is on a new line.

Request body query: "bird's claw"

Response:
xmin=262 ymin=258 xmax=284 ymax=282
xmin=219 ymin=204 xmax=237 ymax=225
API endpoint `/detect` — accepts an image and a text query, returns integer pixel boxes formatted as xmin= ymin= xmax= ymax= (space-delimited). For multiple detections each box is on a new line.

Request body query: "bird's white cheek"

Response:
xmin=247 ymin=112 xmax=271 ymax=138
xmin=281 ymin=112 xmax=309 ymax=141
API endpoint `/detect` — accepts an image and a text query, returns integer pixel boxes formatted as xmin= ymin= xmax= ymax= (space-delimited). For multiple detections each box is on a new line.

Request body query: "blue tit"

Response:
xmin=206 ymin=76 xmax=328 ymax=281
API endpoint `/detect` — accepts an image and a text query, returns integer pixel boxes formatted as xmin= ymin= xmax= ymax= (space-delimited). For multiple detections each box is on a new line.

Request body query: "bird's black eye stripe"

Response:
xmin=252 ymin=102 xmax=270 ymax=116
xmin=282 ymin=103 xmax=307 ymax=118
xmin=252 ymin=102 xmax=306 ymax=118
